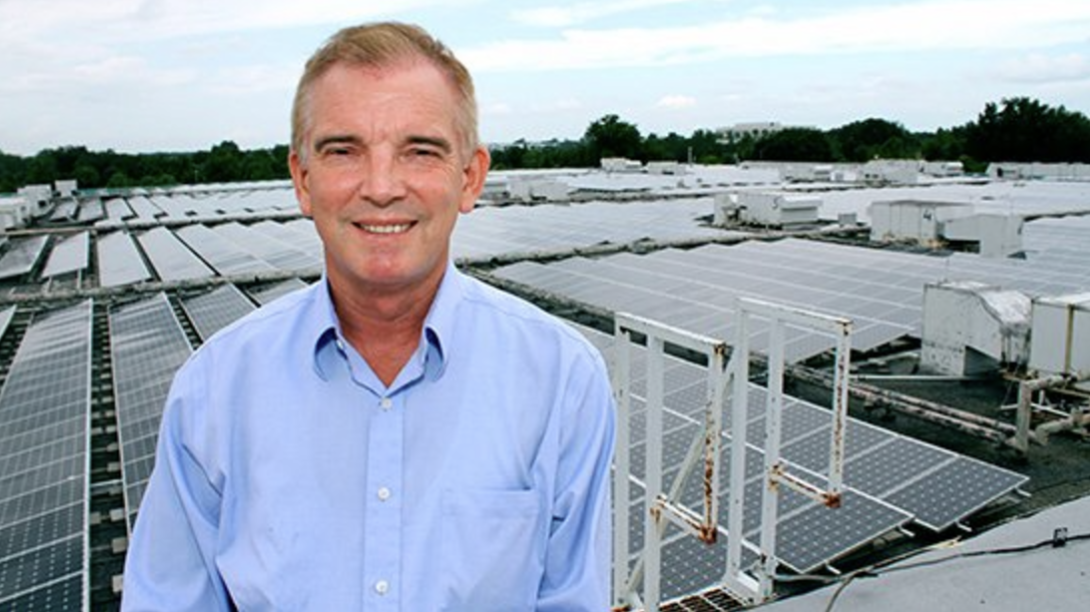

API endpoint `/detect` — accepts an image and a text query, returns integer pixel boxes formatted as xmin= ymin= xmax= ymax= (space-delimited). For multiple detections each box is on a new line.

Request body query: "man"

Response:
xmin=121 ymin=22 xmax=615 ymax=612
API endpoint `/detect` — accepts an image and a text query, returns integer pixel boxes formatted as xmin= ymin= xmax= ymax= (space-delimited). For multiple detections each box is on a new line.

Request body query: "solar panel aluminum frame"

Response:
xmin=107 ymin=293 xmax=194 ymax=536
xmin=0 ymin=300 xmax=93 ymax=612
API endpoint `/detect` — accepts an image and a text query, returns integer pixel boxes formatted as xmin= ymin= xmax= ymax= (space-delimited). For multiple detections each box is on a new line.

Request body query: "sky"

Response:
xmin=1 ymin=0 xmax=1089 ymax=156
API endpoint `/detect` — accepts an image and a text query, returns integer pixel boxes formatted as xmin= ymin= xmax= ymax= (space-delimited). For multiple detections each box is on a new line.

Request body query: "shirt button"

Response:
xmin=377 ymin=487 xmax=391 ymax=501
xmin=375 ymin=580 xmax=389 ymax=595
xmin=380 ymin=397 xmax=392 ymax=410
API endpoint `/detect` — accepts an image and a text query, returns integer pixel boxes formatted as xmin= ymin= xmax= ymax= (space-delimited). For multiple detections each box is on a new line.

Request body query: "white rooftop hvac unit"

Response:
xmin=920 ymin=280 xmax=1031 ymax=376
xmin=869 ymin=200 xmax=973 ymax=245
xmin=1030 ymin=293 xmax=1090 ymax=391
xmin=733 ymin=191 xmax=820 ymax=227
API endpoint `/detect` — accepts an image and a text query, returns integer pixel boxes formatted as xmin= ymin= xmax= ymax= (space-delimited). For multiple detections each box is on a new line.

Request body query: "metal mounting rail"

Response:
xmin=611 ymin=298 xmax=853 ymax=611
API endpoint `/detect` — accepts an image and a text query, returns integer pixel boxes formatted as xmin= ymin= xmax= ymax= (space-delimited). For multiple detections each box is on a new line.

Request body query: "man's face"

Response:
xmin=290 ymin=60 xmax=488 ymax=300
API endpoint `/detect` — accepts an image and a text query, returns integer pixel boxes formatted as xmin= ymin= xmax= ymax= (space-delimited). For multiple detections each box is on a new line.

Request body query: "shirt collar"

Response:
xmin=310 ymin=263 xmax=463 ymax=383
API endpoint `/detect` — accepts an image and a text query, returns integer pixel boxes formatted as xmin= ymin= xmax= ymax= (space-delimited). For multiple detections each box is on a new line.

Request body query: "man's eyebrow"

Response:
xmin=312 ymin=134 xmax=362 ymax=151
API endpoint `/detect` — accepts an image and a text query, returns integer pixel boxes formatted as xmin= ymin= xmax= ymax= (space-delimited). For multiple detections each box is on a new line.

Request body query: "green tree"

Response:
xmin=753 ymin=128 xmax=833 ymax=161
xmin=830 ymin=118 xmax=918 ymax=161
xmin=584 ymin=114 xmax=642 ymax=162
xmin=202 ymin=140 xmax=244 ymax=182
xmin=966 ymin=97 xmax=1090 ymax=162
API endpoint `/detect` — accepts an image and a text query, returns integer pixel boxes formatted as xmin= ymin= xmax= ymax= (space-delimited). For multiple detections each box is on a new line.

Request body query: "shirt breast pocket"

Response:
xmin=439 ymin=488 xmax=545 ymax=611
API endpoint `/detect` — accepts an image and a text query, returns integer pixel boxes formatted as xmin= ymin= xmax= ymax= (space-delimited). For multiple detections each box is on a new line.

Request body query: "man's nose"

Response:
xmin=356 ymin=152 xmax=407 ymax=206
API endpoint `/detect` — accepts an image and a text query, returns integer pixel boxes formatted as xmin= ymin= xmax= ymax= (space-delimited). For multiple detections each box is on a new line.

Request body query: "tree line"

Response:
xmin=2 ymin=97 xmax=1089 ymax=194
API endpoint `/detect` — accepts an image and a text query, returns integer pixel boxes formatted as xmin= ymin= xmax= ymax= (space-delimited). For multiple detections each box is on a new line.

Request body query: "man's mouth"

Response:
xmin=356 ymin=222 xmax=413 ymax=235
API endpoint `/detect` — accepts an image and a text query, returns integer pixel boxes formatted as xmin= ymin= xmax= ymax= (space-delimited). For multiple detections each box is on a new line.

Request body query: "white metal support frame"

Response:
xmin=611 ymin=298 xmax=853 ymax=611
xmin=612 ymin=313 xmax=729 ymax=612
xmin=722 ymin=297 xmax=853 ymax=604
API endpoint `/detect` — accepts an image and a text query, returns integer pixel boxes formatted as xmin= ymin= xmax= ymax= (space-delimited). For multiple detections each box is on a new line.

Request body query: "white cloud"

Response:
xmin=997 ymin=53 xmax=1090 ymax=84
xmin=511 ymin=0 xmax=697 ymax=28
xmin=466 ymin=0 xmax=1090 ymax=72
xmin=657 ymin=95 xmax=697 ymax=109
xmin=0 ymin=0 xmax=470 ymax=43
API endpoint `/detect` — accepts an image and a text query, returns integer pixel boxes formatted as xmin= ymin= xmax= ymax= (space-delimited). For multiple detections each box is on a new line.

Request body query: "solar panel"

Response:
xmin=110 ymin=293 xmax=193 ymax=530
xmin=452 ymin=198 xmax=743 ymax=261
xmin=0 ymin=306 xmax=14 ymax=342
xmin=210 ymin=222 xmax=321 ymax=272
xmin=126 ymin=196 xmax=164 ymax=220
xmin=40 ymin=232 xmax=89 ymax=279
xmin=96 ymin=231 xmax=152 ymax=288
xmin=136 ymin=227 xmax=214 ymax=282
xmin=247 ymin=278 xmax=309 ymax=306
xmin=76 ymin=200 xmax=104 ymax=224
xmin=103 ymin=198 xmax=134 ymax=222
xmin=0 ymin=236 xmax=50 ymax=282
xmin=181 ymin=284 xmax=256 ymax=341
xmin=174 ymin=224 xmax=276 ymax=276
xmin=592 ymin=325 xmax=1026 ymax=599
xmin=0 ymin=300 xmax=92 ymax=612
xmin=249 ymin=220 xmax=324 ymax=259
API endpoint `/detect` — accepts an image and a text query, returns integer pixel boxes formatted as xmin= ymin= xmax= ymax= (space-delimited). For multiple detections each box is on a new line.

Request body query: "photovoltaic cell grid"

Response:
xmin=578 ymin=327 xmax=1026 ymax=601
xmin=181 ymin=284 xmax=256 ymax=342
xmin=126 ymin=196 xmax=164 ymax=221
xmin=136 ymin=227 xmax=214 ymax=282
xmin=246 ymin=278 xmax=309 ymax=306
xmin=210 ymin=222 xmax=321 ymax=272
xmin=110 ymin=293 xmax=193 ymax=531
xmin=76 ymin=201 xmax=103 ymax=224
xmin=0 ymin=300 xmax=92 ymax=612
xmin=496 ymin=235 xmax=1090 ymax=365
xmin=249 ymin=220 xmax=324 ymax=261
xmin=40 ymin=232 xmax=89 ymax=279
xmin=174 ymin=224 xmax=276 ymax=277
xmin=0 ymin=306 xmax=15 ymax=341
xmin=96 ymin=232 xmax=152 ymax=288
xmin=451 ymin=198 xmax=745 ymax=261
xmin=0 ymin=236 xmax=50 ymax=282
xmin=97 ymin=198 xmax=134 ymax=226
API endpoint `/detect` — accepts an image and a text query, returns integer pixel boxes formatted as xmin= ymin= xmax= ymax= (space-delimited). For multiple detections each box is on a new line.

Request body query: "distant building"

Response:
xmin=717 ymin=121 xmax=786 ymax=142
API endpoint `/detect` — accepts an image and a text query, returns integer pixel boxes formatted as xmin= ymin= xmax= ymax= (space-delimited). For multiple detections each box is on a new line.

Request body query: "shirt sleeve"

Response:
xmin=537 ymin=346 xmax=617 ymax=612
xmin=121 ymin=358 xmax=232 ymax=612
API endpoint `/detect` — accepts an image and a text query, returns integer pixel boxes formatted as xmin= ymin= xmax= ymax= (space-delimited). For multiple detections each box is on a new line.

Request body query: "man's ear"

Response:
xmin=459 ymin=145 xmax=491 ymax=214
xmin=289 ymin=149 xmax=312 ymax=217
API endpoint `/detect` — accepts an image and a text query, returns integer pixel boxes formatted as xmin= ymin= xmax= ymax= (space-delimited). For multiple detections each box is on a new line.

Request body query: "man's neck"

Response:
xmin=331 ymin=271 xmax=444 ymax=387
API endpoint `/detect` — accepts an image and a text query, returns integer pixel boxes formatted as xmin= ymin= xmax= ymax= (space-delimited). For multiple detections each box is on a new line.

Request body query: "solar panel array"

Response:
xmin=247 ymin=278 xmax=309 ymax=306
xmin=583 ymin=328 xmax=1027 ymax=600
xmin=181 ymin=284 xmax=257 ymax=341
xmin=40 ymin=232 xmax=89 ymax=279
xmin=495 ymin=236 xmax=1090 ymax=364
xmin=3 ymin=180 xmax=1085 ymax=608
xmin=109 ymin=294 xmax=193 ymax=531
xmin=174 ymin=224 xmax=276 ymax=276
xmin=452 ymin=197 xmax=743 ymax=261
xmin=136 ymin=227 xmax=214 ymax=282
xmin=0 ymin=236 xmax=50 ymax=282
xmin=96 ymin=232 xmax=152 ymax=288
xmin=0 ymin=300 xmax=93 ymax=612
xmin=210 ymin=222 xmax=321 ymax=272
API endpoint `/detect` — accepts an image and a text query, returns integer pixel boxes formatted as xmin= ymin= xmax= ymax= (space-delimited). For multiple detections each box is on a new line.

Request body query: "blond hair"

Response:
xmin=291 ymin=22 xmax=478 ymax=162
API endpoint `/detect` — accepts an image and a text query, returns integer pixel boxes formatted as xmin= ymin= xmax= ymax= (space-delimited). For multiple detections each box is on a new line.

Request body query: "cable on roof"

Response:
xmin=809 ymin=528 xmax=1090 ymax=612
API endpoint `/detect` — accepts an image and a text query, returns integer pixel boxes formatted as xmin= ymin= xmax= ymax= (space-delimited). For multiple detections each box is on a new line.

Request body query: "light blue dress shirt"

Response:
xmin=121 ymin=264 xmax=615 ymax=612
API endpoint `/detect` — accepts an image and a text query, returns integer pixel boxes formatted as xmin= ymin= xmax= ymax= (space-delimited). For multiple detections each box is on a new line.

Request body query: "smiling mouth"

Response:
xmin=355 ymin=222 xmax=413 ymax=235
